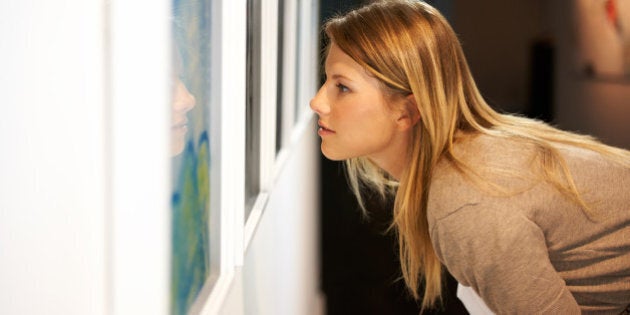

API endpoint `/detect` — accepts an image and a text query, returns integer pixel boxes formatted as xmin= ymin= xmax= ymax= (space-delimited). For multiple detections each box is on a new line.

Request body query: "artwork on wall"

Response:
xmin=170 ymin=0 xmax=213 ymax=313
xmin=605 ymin=0 xmax=630 ymax=75
xmin=575 ymin=0 xmax=630 ymax=79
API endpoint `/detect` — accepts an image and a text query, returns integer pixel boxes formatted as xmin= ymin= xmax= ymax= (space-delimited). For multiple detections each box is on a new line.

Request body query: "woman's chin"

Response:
xmin=321 ymin=145 xmax=349 ymax=161
xmin=171 ymin=138 xmax=185 ymax=156
xmin=171 ymin=127 xmax=188 ymax=156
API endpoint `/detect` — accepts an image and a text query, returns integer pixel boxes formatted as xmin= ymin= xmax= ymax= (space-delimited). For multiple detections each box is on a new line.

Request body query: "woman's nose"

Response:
xmin=309 ymin=86 xmax=329 ymax=115
xmin=173 ymin=79 xmax=196 ymax=112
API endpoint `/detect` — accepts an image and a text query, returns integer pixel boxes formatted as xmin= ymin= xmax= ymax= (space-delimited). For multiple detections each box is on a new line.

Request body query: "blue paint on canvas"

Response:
xmin=170 ymin=0 xmax=212 ymax=314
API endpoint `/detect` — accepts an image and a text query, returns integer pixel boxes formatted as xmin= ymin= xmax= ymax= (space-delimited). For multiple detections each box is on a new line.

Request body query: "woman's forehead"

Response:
xmin=325 ymin=44 xmax=367 ymax=78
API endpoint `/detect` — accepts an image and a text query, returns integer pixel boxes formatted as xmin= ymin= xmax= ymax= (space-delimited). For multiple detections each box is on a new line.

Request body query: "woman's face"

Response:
xmin=310 ymin=43 xmax=410 ymax=164
xmin=171 ymin=78 xmax=196 ymax=156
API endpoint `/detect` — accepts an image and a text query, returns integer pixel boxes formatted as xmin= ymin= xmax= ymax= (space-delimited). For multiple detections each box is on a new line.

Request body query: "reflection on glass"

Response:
xmin=170 ymin=0 xmax=212 ymax=314
xmin=171 ymin=78 xmax=196 ymax=156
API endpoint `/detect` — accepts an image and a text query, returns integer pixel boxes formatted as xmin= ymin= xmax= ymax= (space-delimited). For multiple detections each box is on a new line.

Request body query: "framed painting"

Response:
xmin=170 ymin=0 xmax=217 ymax=313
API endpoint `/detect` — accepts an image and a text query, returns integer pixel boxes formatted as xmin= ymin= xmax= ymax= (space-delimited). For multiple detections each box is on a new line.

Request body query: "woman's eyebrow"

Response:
xmin=329 ymin=73 xmax=353 ymax=81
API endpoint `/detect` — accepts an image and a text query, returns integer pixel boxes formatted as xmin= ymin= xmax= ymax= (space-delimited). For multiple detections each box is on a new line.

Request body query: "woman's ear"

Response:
xmin=395 ymin=94 xmax=421 ymax=131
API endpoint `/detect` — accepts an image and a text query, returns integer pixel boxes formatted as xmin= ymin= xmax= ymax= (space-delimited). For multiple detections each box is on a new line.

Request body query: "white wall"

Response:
xmin=0 ymin=1 xmax=322 ymax=315
xmin=0 ymin=0 xmax=108 ymax=314
xmin=196 ymin=116 xmax=323 ymax=315
xmin=222 ymin=117 xmax=321 ymax=315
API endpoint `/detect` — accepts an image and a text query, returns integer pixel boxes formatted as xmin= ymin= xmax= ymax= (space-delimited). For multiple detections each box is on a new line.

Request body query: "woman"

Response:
xmin=310 ymin=1 xmax=630 ymax=313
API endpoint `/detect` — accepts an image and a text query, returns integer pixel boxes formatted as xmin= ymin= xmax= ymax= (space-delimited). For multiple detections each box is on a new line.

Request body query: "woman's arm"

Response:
xmin=430 ymin=203 xmax=581 ymax=314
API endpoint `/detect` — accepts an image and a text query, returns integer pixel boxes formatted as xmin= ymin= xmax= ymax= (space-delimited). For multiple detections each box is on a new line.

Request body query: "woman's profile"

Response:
xmin=310 ymin=1 xmax=630 ymax=313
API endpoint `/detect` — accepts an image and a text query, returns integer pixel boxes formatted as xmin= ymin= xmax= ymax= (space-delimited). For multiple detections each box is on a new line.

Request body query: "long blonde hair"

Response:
xmin=324 ymin=0 xmax=630 ymax=309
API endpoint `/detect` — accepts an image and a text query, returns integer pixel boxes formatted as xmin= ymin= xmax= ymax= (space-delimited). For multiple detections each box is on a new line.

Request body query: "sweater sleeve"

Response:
xmin=430 ymin=203 xmax=581 ymax=314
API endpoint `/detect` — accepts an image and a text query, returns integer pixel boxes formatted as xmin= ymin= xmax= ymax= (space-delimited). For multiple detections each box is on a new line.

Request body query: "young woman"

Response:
xmin=310 ymin=1 xmax=630 ymax=313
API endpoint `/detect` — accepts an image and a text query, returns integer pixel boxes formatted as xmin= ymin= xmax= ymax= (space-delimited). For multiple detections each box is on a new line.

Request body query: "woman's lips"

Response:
xmin=318 ymin=121 xmax=335 ymax=136
xmin=172 ymin=118 xmax=188 ymax=129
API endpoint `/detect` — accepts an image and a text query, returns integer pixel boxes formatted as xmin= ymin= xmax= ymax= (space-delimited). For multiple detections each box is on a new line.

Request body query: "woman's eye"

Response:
xmin=336 ymin=83 xmax=349 ymax=93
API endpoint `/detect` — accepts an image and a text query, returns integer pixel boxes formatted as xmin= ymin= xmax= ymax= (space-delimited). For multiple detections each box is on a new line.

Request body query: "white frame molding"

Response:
xmin=281 ymin=0 xmax=299 ymax=146
xmin=297 ymin=0 xmax=321 ymax=120
xmin=242 ymin=0 xmax=279 ymax=255
xmin=274 ymin=0 xmax=299 ymax=172
xmin=242 ymin=0 xmax=320 ymax=256
xmin=259 ymin=0 xmax=280 ymax=190
xmin=198 ymin=0 xmax=247 ymax=312
xmin=108 ymin=0 xmax=171 ymax=314
xmin=214 ymin=0 xmax=246 ymax=277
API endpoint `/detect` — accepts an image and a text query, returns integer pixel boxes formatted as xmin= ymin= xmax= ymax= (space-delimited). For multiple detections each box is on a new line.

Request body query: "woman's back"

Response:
xmin=428 ymin=134 xmax=630 ymax=313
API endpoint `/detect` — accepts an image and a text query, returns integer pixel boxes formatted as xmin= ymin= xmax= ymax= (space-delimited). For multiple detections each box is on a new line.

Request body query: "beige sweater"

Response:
xmin=427 ymin=134 xmax=630 ymax=314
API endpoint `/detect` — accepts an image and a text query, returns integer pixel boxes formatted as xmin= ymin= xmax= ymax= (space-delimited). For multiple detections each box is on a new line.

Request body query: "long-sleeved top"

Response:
xmin=428 ymin=134 xmax=630 ymax=314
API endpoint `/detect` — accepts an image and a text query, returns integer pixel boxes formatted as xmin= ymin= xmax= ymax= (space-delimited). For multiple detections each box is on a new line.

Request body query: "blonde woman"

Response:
xmin=310 ymin=1 xmax=630 ymax=313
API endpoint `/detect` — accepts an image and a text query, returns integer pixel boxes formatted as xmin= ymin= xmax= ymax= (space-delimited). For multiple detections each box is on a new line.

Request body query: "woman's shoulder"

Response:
xmin=427 ymin=165 xmax=481 ymax=225
xmin=441 ymin=132 xmax=629 ymax=184
xmin=554 ymin=140 xmax=629 ymax=172
xmin=428 ymin=133 xmax=629 ymax=226
xmin=428 ymin=134 xmax=535 ymax=217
